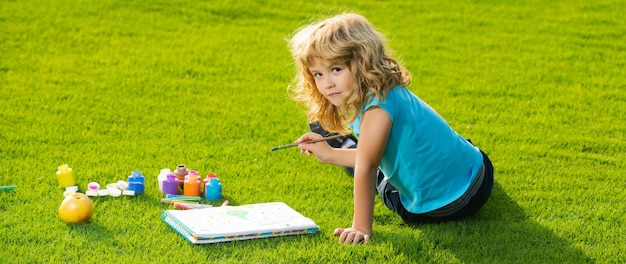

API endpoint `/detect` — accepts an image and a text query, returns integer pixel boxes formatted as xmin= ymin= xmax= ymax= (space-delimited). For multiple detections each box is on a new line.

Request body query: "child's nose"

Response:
xmin=324 ymin=77 xmax=335 ymax=89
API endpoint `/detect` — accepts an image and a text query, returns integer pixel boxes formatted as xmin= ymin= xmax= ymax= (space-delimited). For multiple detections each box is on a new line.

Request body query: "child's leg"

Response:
xmin=376 ymin=150 xmax=494 ymax=224
xmin=308 ymin=121 xmax=357 ymax=148
xmin=376 ymin=171 xmax=440 ymax=223
xmin=439 ymin=150 xmax=494 ymax=220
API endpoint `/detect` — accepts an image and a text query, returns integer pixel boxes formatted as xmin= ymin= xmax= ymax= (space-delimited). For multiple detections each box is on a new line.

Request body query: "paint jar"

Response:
xmin=56 ymin=164 xmax=76 ymax=188
xmin=205 ymin=177 xmax=222 ymax=201
xmin=157 ymin=168 xmax=171 ymax=193
xmin=128 ymin=171 xmax=145 ymax=195
xmin=162 ymin=173 xmax=179 ymax=196
xmin=201 ymin=173 xmax=217 ymax=196
xmin=183 ymin=170 xmax=200 ymax=197
xmin=174 ymin=164 xmax=188 ymax=190
xmin=86 ymin=182 xmax=100 ymax=197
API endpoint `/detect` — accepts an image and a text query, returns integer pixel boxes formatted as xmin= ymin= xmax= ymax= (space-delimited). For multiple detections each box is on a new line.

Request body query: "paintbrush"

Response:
xmin=270 ymin=134 xmax=347 ymax=152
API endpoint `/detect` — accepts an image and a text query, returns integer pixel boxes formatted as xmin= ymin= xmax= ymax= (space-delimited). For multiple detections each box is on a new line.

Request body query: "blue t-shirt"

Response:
xmin=349 ymin=86 xmax=484 ymax=214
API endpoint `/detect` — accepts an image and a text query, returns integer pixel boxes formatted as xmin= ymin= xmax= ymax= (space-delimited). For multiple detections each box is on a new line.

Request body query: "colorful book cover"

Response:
xmin=161 ymin=202 xmax=319 ymax=244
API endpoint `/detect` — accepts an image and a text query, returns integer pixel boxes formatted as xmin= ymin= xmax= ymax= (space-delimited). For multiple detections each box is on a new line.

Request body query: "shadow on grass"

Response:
xmin=376 ymin=181 xmax=592 ymax=263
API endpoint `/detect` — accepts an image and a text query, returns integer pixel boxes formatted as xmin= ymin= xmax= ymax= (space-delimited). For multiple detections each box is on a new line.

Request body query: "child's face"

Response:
xmin=308 ymin=58 xmax=354 ymax=107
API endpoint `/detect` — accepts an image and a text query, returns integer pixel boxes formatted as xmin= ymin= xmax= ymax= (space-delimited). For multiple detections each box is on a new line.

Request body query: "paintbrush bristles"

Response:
xmin=270 ymin=134 xmax=347 ymax=152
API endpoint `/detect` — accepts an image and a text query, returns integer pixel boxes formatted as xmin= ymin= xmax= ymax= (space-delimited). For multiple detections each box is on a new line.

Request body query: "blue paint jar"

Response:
xmin=204 ymin=177 xmax=222 ymax=201
xmin=128 ymin=170 xmax=145 ymax=195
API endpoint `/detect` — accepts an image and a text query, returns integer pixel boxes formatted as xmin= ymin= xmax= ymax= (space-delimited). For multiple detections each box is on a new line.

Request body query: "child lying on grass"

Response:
xmin=287 ymin=13 xmax=494 ymax=245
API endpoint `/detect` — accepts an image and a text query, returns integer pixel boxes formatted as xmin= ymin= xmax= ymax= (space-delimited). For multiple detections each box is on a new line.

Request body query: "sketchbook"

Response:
xmin=161 ymin=202 xmax=319 ymax=244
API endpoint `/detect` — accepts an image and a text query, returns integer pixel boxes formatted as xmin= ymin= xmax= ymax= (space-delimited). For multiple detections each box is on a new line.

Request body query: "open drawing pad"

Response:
xmin=161 ymin=202 xmax=319 ymax=244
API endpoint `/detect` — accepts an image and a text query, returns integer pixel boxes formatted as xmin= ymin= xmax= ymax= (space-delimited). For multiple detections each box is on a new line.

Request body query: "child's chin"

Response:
xmin=327 ymin=99 xmax=343 ymax=106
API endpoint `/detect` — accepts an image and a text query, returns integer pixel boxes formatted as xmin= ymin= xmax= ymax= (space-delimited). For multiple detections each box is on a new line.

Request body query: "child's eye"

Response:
xmin=332 ymin=67 xmax=342 ymax=72
xmin=312 ymin=72 xmax=322 ymax=78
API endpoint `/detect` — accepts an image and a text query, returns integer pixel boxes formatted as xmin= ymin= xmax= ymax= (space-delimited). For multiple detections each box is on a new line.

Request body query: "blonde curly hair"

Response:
xmin=288 ymin=13 xmax=411 ymax=134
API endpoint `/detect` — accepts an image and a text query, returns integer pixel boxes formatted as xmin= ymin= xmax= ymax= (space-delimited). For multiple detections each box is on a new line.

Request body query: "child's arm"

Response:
xmin=296 ymin=133 xmax=356 ymax=167
xmin=334 ymin=107 xmax=391 ymax=245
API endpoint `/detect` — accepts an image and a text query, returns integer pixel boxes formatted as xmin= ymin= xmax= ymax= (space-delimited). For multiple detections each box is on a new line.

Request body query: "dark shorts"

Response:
xmin=376 ymin=149 xmax=494 ymax=224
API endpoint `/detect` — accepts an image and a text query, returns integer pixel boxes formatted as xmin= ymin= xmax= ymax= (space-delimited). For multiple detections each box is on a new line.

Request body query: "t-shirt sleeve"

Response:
xmin=367 ymin=92 xmax=397 ymax=122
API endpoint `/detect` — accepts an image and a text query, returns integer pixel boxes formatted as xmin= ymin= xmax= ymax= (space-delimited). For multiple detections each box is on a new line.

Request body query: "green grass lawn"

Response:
xmin=1 ymin=0 xmax=624 ymax=263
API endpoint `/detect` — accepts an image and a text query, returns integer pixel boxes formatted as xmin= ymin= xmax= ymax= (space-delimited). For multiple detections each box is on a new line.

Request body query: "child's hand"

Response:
xmin=295 ymin=132 xmax=333 ymax=162
xmin=333 ymin=227 xmax=371 ymax=245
